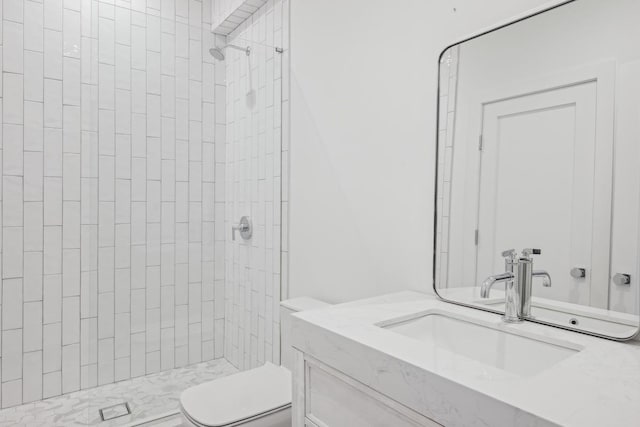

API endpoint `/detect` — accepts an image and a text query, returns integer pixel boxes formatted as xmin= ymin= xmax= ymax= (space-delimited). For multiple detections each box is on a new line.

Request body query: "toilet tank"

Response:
xmin=280 ymin=298 xmax=329 ymax=371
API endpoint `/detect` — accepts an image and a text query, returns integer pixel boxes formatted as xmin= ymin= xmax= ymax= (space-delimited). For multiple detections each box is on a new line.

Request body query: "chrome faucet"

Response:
xmin=480 ymin=248 xmax=552 ymax=323
xmin=480 ymin=249 xmax=518 ymax=298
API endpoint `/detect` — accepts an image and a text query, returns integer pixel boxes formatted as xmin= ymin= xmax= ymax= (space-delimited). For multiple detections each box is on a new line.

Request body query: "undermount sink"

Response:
xmin=382 ymin=311 xmax=581 ymax=377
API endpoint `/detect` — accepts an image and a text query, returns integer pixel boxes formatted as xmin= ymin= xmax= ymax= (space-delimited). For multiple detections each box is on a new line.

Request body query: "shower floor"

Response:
xmin=0 ymin=359 xmax=238 ymax=427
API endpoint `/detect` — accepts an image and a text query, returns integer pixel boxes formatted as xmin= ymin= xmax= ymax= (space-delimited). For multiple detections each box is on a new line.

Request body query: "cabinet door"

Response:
xmin=305 ymin=360 xmax=441 ymax=427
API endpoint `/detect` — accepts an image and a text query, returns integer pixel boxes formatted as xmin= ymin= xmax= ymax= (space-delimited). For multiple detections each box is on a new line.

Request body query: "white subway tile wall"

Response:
xmin=435 ymin=46 xmax=459 ymax=289
xmin=223 ymin=0 xmax=288 ymax=371
xmin=0 ymin=0 xmax=225 ymax=408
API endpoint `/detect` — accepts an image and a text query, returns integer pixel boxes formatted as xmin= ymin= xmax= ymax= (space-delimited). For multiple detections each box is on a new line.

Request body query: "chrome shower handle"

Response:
xmin=232 ymin=216 xmax=252 ymax=241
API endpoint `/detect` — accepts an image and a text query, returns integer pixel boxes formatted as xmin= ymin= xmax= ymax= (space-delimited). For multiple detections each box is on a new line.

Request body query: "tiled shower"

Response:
xmin=0 ymin=0 xmax=288 ymax=422
xmin=223 ymin=0 xmax=289 ymax=372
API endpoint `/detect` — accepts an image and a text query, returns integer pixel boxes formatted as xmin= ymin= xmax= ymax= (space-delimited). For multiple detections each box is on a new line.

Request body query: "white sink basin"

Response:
xmin=382 ymin=311 xmax=581 ymax=377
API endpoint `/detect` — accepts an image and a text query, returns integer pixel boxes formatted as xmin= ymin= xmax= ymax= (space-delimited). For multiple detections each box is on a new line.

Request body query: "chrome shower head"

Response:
xmin=208 ymin=47 xmax=225 ymax=61
xmin=208 ymin=44 xmax=250 ymax=61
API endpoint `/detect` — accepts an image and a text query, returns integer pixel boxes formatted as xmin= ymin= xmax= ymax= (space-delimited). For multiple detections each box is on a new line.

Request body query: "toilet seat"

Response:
xmin=180 ymin=363 xmax=292 ymax=427
xmin=181 ymin=403 xmax=291 ymax=427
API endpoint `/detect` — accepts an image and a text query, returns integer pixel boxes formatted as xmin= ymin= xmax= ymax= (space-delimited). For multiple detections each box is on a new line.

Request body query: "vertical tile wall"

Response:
xmin=223 ymin=0 xmax=289 ymax=371
xmin=435 ymin=46 xmax=459 ymax=289
xmin=0 ymin=0 xmax=223 ymax=408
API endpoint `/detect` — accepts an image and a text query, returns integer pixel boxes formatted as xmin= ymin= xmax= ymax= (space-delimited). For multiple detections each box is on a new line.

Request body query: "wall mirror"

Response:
xmin=434 ymin=0 xmax=640 ymax=340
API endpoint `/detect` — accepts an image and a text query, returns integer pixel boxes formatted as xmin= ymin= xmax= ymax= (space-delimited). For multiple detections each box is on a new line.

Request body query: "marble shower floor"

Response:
xmin=0 ymin=359 xmax=238 ymax=427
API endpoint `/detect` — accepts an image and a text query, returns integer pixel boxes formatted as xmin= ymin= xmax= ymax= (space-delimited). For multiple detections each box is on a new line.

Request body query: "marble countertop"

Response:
xmin=291 ymin=291 xmax=640 ymax=427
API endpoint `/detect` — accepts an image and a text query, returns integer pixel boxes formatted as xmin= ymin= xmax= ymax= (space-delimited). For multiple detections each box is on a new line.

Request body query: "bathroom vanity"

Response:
xmin=290 ymin=292 xmax=640 ymax=427
xmin=290 ymin=2 xmax=640 ymax=424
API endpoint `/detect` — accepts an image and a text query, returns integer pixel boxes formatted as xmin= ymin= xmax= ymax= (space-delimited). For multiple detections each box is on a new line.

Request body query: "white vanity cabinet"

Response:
xmin=290 ymin=292 xmax=640 ymax=427
xmin=291 ymin=350 xmax=441 ymax=427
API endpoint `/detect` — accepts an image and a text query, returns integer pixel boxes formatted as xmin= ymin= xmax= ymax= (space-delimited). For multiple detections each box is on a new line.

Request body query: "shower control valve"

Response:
xmin=232 ymin=216 xmax=253 ymax=241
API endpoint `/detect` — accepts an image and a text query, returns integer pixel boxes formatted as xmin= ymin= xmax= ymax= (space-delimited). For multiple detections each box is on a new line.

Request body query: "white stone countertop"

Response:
xmin=291 ymin=291 xmax=640 ymax=427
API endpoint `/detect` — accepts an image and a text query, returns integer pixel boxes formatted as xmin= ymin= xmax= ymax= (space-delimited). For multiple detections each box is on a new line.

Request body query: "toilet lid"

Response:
xmin=180 ymin=362 xmax=292 ymax=427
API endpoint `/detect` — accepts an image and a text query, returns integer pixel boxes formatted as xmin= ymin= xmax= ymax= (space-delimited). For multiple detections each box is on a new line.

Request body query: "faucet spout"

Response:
xmin=533 ymin=270 xmax=552 ymax=287
xmin=480 ymin=272 xmax=514 ymax=298
xmin=481 ymin=248 xmax=551 ymax=322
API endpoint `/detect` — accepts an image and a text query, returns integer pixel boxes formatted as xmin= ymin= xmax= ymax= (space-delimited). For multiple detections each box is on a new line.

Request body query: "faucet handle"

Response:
xmin=522 ymin=248 xmax=542 ymax=257
xmin=501 ymin=249 xmax=517 ymax=258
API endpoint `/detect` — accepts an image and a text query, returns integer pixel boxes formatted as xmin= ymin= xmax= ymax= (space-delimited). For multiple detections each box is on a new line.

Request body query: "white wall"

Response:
xmin=288 ymin=0 xmax=567 ymax=303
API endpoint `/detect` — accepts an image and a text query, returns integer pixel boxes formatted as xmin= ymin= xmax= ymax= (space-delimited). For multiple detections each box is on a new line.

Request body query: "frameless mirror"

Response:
xmin=434 ymin=0 xmax=640 ymax=340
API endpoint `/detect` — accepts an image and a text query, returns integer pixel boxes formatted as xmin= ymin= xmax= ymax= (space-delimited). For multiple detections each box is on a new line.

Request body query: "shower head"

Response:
xmin=208 ymin=47 xmax=225 ymax=61
xmin=208 ymin=44 xmax=251 ymax=61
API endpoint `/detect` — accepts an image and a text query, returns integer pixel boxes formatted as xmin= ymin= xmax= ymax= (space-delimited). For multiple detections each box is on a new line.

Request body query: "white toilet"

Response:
xmin=179 ymin=298 xmax=329 ymax=427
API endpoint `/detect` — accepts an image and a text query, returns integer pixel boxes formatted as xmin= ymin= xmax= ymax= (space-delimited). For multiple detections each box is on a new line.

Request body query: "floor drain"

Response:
xmin=99 ymin=402 xmax=132 ymax=421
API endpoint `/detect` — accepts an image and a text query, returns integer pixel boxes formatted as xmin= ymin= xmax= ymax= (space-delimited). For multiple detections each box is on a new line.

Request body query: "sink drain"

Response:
xmin=569 ymin=318 xmax=579 ymax=326
xmin=99 ymin=402 xmax=131 ymax=421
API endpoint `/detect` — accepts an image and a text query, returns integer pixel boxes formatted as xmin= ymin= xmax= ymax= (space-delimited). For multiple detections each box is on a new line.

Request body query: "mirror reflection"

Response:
xmin=435 ymin=0 xmax=640 ymax=339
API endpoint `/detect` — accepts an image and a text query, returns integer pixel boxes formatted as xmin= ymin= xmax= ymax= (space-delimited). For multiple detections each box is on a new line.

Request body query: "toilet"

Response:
xmin=180 ymin=298 xmax=330 ymax=427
